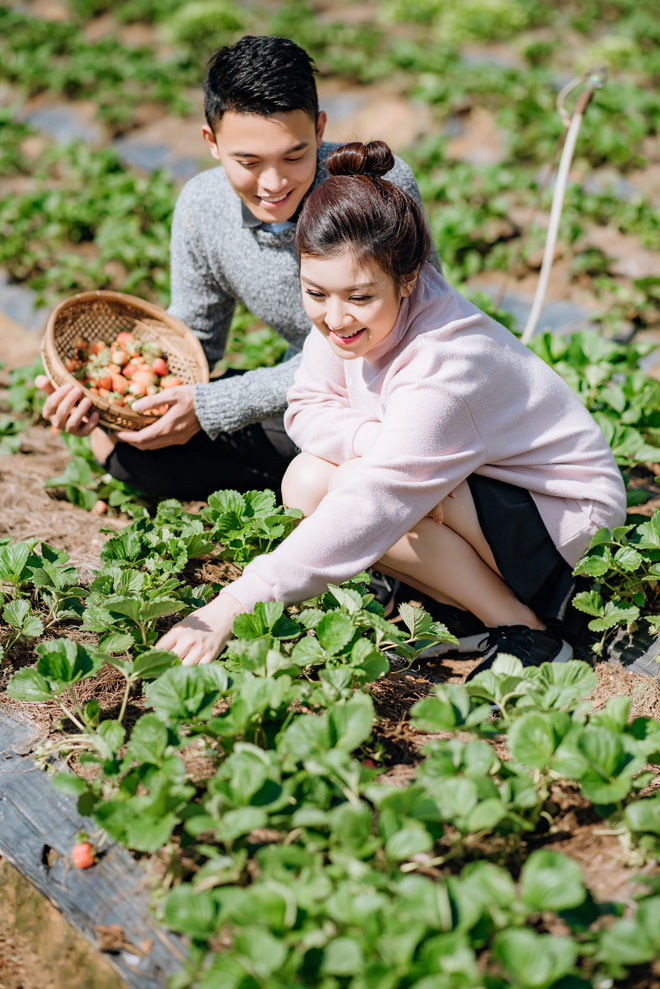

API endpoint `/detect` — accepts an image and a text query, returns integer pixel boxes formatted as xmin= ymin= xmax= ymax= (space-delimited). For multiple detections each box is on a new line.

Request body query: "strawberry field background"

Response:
xmin=1 ymin=0 xmax=660 ymax=987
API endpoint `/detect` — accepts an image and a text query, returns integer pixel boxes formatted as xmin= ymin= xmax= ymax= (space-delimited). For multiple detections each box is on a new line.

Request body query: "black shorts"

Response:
xmin=467 ymin=474 xmax=577 ymax=625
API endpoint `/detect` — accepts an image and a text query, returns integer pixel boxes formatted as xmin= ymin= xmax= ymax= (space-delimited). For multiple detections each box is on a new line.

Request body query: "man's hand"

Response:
xmin=114 ymin=384 xmax=201 ymax=450
xmin=157 ymin=592 xmax=243 ymax=665
xmin=36 ymin=375 xmax=100 ymax=436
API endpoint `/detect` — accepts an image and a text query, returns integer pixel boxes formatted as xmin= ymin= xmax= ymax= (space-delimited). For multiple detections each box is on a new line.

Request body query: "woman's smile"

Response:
xmin=301 ymin=251 xmax=409 ymax=360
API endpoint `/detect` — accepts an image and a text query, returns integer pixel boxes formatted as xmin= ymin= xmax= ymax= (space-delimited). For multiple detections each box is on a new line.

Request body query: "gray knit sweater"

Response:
xmin=168 ymin=142 xmax=441 ymax=439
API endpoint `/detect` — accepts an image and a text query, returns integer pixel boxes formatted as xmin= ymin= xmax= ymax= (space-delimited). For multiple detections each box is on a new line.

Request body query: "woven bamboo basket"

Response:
xmin=41 ymin=290 xmax=209 ymax=431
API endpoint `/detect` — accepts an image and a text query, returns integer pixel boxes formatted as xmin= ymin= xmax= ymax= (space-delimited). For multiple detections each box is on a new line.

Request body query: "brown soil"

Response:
xmin=0 ymin=859 xmax=124 ymax=989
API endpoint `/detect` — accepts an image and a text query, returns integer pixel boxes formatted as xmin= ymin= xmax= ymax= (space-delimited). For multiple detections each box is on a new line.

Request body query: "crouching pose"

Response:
xmin=158 ymin=140 xmax=626 ymax=676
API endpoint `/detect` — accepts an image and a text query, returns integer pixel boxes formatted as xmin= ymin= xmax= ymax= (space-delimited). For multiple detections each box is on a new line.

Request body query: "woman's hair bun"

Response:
xmin=326 ymin=140 xmax=395 ymax=179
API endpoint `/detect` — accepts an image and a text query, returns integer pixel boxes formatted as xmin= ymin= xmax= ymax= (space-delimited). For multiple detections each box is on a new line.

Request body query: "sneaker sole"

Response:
xmin=419 ymin=633 xmax=489 ymax=658
xmin=553 ymin=640 xmax=574 ymax=663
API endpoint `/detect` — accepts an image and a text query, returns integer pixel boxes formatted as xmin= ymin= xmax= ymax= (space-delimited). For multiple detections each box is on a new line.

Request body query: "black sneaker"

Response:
xmin=366 ymin=569 xmax=400 ymax=617
xmin=465 ymin=624 xmax=573 ymax=681
xmin=416 ymin=597 xmax=489 ymax=657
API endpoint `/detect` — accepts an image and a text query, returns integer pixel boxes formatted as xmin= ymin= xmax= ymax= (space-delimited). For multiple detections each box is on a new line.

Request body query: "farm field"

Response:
xmin=1 ymin=0 xmax=660 ymax=987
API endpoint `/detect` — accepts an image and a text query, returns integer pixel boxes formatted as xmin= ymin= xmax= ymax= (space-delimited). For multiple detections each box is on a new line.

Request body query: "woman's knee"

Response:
xmin=281 ymin=452 xmax=336 ymax=515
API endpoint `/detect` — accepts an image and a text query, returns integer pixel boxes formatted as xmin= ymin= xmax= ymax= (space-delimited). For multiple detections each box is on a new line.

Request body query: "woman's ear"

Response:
xmin=400 ymin=271 xmax=419 ymax=297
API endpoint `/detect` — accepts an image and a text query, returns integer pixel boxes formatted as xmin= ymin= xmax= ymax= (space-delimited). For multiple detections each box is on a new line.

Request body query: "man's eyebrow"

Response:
xmin=230 ymin=141 xmax=310 ymax=158
xmin=302 ymin=278 xmax=377 ymax=290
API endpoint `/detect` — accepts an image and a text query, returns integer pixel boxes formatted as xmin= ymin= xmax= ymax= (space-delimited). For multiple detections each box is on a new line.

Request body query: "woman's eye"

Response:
xmin=284 ymin=156 xmax=304 ymax=163
xmin=238 ymin=161 xmax=258 ymax=168
xmin=305 ymin=290 xmax=324 ymax=299
xmin=350 ymin=296 xmax=371 ymax=303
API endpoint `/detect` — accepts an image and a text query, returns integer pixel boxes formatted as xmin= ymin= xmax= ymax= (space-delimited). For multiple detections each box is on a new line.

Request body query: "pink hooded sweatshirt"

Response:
xmin=226 ymin=265 xmax=626 ymax=612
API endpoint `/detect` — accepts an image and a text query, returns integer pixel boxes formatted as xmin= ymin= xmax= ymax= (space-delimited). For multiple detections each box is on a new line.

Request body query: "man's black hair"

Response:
xmin=204 ymin=35 xmax=319 ymax=131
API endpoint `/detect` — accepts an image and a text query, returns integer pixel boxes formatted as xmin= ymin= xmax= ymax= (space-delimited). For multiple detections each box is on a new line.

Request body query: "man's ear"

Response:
xmin=315 ymin=110 xmax=327 ymax=146
xmin=202 ymin=124 xmax=222 ymax=162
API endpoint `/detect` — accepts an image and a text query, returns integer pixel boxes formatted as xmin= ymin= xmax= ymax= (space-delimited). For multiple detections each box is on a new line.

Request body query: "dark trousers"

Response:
xmin=104 ymin=419 xmax=298 ymax=502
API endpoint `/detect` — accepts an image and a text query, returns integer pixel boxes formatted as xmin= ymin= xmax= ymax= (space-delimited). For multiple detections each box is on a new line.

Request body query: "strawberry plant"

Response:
xmin=571 ymin=511 xmax=660 ymax=654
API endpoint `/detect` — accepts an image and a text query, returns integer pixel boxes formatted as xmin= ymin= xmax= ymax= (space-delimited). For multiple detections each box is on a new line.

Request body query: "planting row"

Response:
xmin=0 ymin=499 xmax=659 ymax=986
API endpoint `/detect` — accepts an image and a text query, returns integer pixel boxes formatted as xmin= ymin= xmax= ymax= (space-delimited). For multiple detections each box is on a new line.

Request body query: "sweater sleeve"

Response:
xmin=284 ymin=330 xmax=382 ymax=464
xmin=228 ymin=370 xmax=488 ymax=611
xmin=194 ymin=353 xmax=302 ymax=438
xmin=168 ymin=182 xmax=235 ymax=367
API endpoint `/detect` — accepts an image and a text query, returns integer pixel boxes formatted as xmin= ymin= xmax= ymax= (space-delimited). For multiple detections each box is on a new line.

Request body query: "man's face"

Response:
xmin=203 ymin=109 xmax=326 ymax=225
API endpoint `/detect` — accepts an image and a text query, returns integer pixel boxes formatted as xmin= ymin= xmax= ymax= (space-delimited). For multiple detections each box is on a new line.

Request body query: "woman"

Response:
xmin=159 ymin=141 xmax=626 ymax=676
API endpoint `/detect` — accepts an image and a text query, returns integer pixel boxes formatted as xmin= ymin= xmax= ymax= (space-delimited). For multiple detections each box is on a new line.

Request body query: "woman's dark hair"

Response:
xmin=204 ymin=36 xmax=318 ymax=131
xmin=296 ymin=141 xmax=431 ymax=291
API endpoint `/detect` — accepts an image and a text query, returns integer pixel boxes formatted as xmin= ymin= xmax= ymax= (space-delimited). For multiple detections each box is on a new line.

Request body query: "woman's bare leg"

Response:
xmin=378 ymin=519 xmax=543 ymax=629
xmin=283 ymin=456 xmax=543 ymax=629
xmin=281 ymin=451 xmax=339 ymax=516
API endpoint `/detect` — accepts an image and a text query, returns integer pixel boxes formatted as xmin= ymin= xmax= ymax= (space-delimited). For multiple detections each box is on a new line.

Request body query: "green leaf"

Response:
xmin=571 ymin=589 xmax=605 ymax=617
xmin=2 ymin=599 xmax=43 ymax=637
xmin=125 ymin=811 xmax=180 ymax=853
xmin=613 ymin=546 xmax=643 ymax=572
xmin=385 ymin=823 xmax=434 ymax=861
xmin=321 ymin=937 xmax=365 ymax=976
xmin=508 ymin=713 xmax=557 ymax=768
xmin=637 ymin=512 xmax=660 ymax=550
xmin=97 ymin=719 xmax=126 ymax=757
xmin=411 ymin=684 xmax=472 ymax=732
xmin=51 ymin=771 xmax=89 ymax=796
xmin=126 ymin=713 xmax=169 ymax=765
xmin=164 ymin=886 xmax=217 ymax=938
xmin=132 ymin=648 xmax=180 ymax=680
xmin=598 ymin=918 xmax=656 ymax=969
xmin=316 ymin=611 xmax=356 ymax=655
xmin=493 ymin=928 xmax=578 ymax=988
xmin=290 ymin=635 xmax=325 ymax=666
xmin=521 ymin=850 xmax=586 ymax=913
xmin=146 ymin=665 xmax=229 ymax=721
xmin=6 ymin=668 xmax=53 ymax=702
xmin=330 ymin=693 xmax=374 ymax=751
xmin=624 ymin=796 xmax=660 ymax=836
xmin=36 ymin=638 xmax=101 ymax=684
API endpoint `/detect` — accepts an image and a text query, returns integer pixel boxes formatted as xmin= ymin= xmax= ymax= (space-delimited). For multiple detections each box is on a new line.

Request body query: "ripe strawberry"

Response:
xmin=128 ymin=380 xmax=149 ymax=397
xmin=71 ymin=841 xmax=95 ymax=869
xmin=122 ymin=362 xmax=139 ymax=378
xmin=109 ymin=346 xmax=128 ymax=366
xmin=92 ymin=500 xmax=107 ymax=515
xmin=152 ymin=357 xmax=168 ymax=376
xmin=111 ymin=374 xmax=129 ymax=395
xmin=89 ymin=340 xmax=107 ymax=355
xmin=161 ymin=375 xmax=182 ymax=389
xmin=115 ymin=332 xmax=135 ymax=348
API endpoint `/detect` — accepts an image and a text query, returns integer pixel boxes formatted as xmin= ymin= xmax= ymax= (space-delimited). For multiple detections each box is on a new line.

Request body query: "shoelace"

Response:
xmin=478 ymin=624 xmax=537 ymax=662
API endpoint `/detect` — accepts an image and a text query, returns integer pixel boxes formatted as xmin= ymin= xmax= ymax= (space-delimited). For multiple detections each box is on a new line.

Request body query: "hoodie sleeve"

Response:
xmin=229 ymin=367 xmax=487 ymax=611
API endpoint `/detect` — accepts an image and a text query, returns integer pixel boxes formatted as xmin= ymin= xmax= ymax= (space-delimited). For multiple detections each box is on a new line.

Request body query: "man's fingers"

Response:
xmin=114 ymin=419 xmax=168 ymax=448
xmin=35 ymin=375 xmax=55 ymax=394
xmin=66 ymin=399 xmax=99 ymax=434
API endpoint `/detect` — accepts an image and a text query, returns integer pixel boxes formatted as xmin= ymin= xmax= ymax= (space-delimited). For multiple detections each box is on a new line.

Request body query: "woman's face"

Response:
xmin=300 ymin=251 xmax=410 ymax=360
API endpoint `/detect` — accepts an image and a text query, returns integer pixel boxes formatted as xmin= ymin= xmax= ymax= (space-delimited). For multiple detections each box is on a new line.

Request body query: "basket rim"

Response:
xmin=41 ymin=289 xmax=210 ymax=430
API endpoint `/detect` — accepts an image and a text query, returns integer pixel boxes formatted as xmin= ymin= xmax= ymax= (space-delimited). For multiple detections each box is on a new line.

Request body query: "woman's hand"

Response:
xmin=157 ymin=592 xmax=244 ymax=665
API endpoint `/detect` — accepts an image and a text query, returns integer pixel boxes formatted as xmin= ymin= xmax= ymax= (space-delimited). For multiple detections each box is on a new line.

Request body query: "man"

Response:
xmin=37 ymin=35 xmax=440 ymax=501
